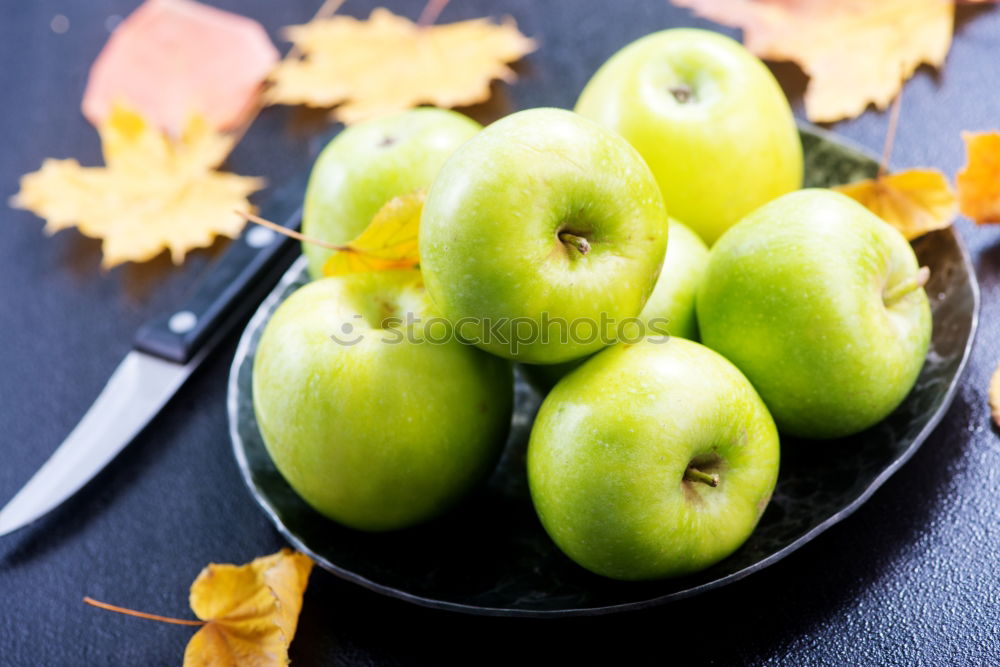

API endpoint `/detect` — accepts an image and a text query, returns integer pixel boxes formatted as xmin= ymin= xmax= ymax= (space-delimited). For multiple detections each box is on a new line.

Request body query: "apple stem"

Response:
xmin=669 ymin=85 xmax=693 ymax=104
xmin=684 ymin=467 xmax=719 ymax=487
xmin=559 ymin=232 xmax=591 ymax=255
xmin=884 ymin=266 xmax=931 ymax=306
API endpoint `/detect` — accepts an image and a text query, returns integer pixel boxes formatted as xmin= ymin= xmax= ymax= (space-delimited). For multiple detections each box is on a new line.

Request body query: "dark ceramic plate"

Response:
xmin=227 ymin=126 xmax=979 ymax=617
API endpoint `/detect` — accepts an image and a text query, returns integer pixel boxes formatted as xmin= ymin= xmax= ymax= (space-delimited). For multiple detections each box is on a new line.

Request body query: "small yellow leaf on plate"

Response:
xmin=834 ymin=169 xmax=957 ymax=240
xmin=267 ymin=7 xmax=537 ymax=124
xmin=322 ymin=190 xmax=424 ymax=276
xmin=671 ymin=0 xmax=955 ymax=123
xmin=956 ymin=131 xmax=1000 ymax=224
xmin=183 ymin=548 xmax=313 ymax=667
xmin=12 ymin=105 xmax=264 ymax=268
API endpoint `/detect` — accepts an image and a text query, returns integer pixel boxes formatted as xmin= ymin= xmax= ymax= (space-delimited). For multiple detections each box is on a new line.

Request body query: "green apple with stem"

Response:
xmin=697 ymin=189 xmax=932 ymax=439
xmin=420 ymin=108 xmax=668 ymax=364
xmin=253 ymin=270 xmax=513 ymax=531
xmin=523 ymin=217 xmax=708 ymax=391
xmin=302 ymin=108 xmax=481 ymax=277
xmin=575 ymin=28 xmax=802 ymax=245
xmin=528 ymin=338 xmax=780 ymax=580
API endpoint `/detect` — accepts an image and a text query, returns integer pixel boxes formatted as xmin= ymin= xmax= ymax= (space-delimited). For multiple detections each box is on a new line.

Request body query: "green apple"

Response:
xmin=420 ymin=108 xmax=668 ymax=364
xmin=697 ymin=189 xmax=932 ymax=439
xmin=640 ymin=218 xmax=710 ymax=339
xmin=528 ymin=338 xmax=779 ymax=580
xmin=252 ymin=270 xmax=513 ymax=531
xmin=575 ymin=28 xmax=802 ymax=245
xmin=302 ymin=108 xmax=481 ymax=277
xmin=523 ymin=217 xmax=708 ymax=391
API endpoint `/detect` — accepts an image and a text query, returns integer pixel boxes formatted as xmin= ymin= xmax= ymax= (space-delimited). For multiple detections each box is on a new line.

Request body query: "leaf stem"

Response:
xmin=879 ymin=91 xmax=903 ymax=178
xmin=236 ymin=210 xmax=346 ymax=251
xmin=313 ymin=0 xmax=347 ymax=21
xmin=226 ymin=0 xmax=348 ymax=156
xmin=83 ymin=597 xmax=205 ymax=626
xmin=417 ymin=0 xmax=451 ymax=27
xmin=280 ymin=0 xmax=346 ymax=74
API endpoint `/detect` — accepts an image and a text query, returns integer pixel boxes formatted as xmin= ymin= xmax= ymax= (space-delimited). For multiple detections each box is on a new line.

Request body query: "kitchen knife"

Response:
xmin=0 ymin=170 xmax=310 ymax=536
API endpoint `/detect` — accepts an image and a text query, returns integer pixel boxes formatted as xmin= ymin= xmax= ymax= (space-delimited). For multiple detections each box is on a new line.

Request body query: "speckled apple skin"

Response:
xmin=420 ymin=108 xmax=668 ymax=365
xmin=575 ymin=28 xmax=802 ymax=245
xmin=528 ymin=338 xmax=780 ymax=580
xmin=697 ymin=189 xmax=932 ymax=439
xmin=523 ymin=218 xmax=709 ymax=391
xmin=252 ymin=270 xmax=513 ymax=531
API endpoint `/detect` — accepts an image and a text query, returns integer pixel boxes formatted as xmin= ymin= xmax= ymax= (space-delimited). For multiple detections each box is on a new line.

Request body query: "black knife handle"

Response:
xmin=133 ymin=170 xmax=310 ymax=364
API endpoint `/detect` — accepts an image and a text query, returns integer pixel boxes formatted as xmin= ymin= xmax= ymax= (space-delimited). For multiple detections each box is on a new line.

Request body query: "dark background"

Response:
xmin=2 ymin=1 xmax=998 ymax=665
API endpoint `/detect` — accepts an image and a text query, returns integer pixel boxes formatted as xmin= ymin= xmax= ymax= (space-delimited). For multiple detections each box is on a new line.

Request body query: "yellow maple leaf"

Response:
xmin=834 ymin=169 xmax=957 ymax=240
xmin=322 ymin=190 xmax=424 ymax=276
xmin=12 ymin=105 xmax=264 ymax=268
xmin=267 ymin=7 xmax=537 ymax=124
xmin=671 ymin=0 xmax=955 ymax=123
xmin=183 ymin=549 xmax=314 ymax=667
xmin=956 ymin=131 xmax=1000 ymax=224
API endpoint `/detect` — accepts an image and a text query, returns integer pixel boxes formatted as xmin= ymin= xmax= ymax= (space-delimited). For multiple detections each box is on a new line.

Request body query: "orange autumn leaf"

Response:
xmin=12 ymin=105 xmax=264 ymax=268
xmin=834 ymin=169 xmax=957 ymax=240
xmin=990 ymin=361 xmax=1000 ymax=428
xmin=267 ymin=8 xmax=537 ymax=124
xmin=83 ymin=0 xmax=278 ymax=135
xmin=671 ymin=0 xmax=957 ymax=123
xmin=322 ymin=190 xmax=424 ymax=276
xmin=957 ymin=131 xmax=1000 ymax=224
xmin=183 ymin=549 xmax=314 ymax=667
xmin=84 ymin=549 xmax=313 ymax=665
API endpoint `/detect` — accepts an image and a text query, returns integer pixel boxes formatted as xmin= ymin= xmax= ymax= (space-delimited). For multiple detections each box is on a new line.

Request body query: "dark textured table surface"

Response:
xmin=2 ymin=1 xmax=999 ymax=665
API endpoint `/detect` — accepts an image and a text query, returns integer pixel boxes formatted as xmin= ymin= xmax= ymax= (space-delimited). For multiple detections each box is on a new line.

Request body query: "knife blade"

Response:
xmin=0 ymin=169 xmax=310 ymax=537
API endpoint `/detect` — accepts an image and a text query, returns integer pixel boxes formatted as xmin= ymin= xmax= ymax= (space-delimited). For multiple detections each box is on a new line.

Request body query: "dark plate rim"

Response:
xmin=227 ymin=125 xmax=981 ymax=618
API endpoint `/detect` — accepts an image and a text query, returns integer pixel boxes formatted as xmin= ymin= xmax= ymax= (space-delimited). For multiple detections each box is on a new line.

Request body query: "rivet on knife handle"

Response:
xmin=134 ymin=170 xmax=310 ymax=364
